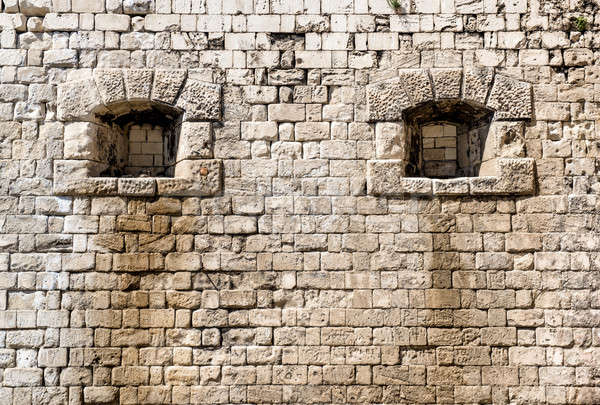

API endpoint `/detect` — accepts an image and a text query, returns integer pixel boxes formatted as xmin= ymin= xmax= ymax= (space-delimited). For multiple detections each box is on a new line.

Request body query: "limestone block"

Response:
xmin=268 ymin=104 xmax=305 ymax=122
xmin=177 ymin=122 xmax=213 ymax=161
xmin=145 ymin=14 xmax=180 ymax=31
xmin=160 ymin=160 xmax=222 ymax=196
xmin=431 ymin=69 xmax=462 ymax=99
xmin=0 ymin=13 xmax=27 ymax=31
xmin=433 ymin=178 xmax=470 ymax=195
xmin=93 ymin=69 xmax=126 ymax=106
xmin=487 ymin=74 xmax=532 ymax=119
xmin=471 ymin=158 xmax=534 ymax=195
xmin=366 ymin=80 xmax=411 ymax=121
xmin=463 ymin=67 xmax=494 ymax=105
xmin=242 ymin=86 xmax=278 ymax=104
xmin=482 ymin=121 xmax=525 ymax=161
xmin=176 ymin=79 xmax=221 ymax=121
xmin=64 ymin=122 xmax=100 ymax=161
xmin=42 ymin=13 xmax=79 ymax=31
xmin=84 ymin=387 xmax=118 ymax=404
xmin=399 ymin=69 xmax=433 ymax=105
xmin=123 ymin=0 xmax=155 ymax=14
xmin=367 ymin=160 xmax=405 ymax=196
xmin=375 ymin=122 xmax=405 ymax=159
xmin=54 ymin=160 xmax=100 ymax=180
xmin=57 ymin=78 xmax=102 ymax=121
xmin=151 ymin=69 xmax=186 ymax=106
xmin=124 ymin=69 xmax=153 ymax=100
xmin=295 ymin=122 xmax=329 ymax=141
xmin=18 ymin=0 xmax=50 ymax=15
xmin=241 ymin=121 xmax=278 ymax=141
xmin=118 ymin=178 xmax=156 ymax=196
xmin=3 ymin=368 xmax=43 ymax=386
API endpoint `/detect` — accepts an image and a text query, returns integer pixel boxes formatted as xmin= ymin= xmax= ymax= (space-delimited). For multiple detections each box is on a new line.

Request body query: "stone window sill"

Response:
xmin=367 ymin=158 xmax=535 ymax=196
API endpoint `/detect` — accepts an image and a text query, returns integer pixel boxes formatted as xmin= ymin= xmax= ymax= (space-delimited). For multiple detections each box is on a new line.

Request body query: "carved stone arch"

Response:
xmin=365 ymin=67 xmax=535 ymax=196
xmin=53 ymin=69 xmax=223 ymax=197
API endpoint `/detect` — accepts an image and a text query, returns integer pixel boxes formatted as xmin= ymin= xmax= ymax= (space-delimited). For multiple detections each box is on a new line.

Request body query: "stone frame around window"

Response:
xmin=53 ymin=69 xmax=223 ymax=197
xmin=366 ymin=67 xmax=536 ymax=197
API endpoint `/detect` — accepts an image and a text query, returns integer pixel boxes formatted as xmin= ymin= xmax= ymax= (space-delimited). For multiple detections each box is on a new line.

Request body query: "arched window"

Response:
xmin=403 ymin=100 xmax=494 ymax=179
xmin=366 ymin=68 xmax=535 ymax=196
xmin=54 ymin=69 xmax=221 ymax=197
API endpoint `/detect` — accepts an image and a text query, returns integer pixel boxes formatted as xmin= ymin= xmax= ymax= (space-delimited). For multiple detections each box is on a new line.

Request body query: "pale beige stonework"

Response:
xmin=0 ymin=0 xmax=598 ymax=404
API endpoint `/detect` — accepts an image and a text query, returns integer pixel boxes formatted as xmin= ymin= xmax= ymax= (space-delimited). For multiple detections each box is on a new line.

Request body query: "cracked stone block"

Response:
xmin=176 ymin=80 xmax=222 ymax=121
xmin=463 ymin=67 xmax=494 ymax=105
xmin=399 ymin=69 xmax=433 ymax=105
xmin=366 ymin=80 xmax=412 ymax=121
xmin=56 ymin=78 xmax=102 ymax=121
xmin=487 ymin=74 xmax=532 ymax=119
xmin=63 ymin=122 xmax=101 ymax=161
xmin=375 ymin=122 xmax=406 ymax=159
xmin=367 ymin=160 xmax=405 ymax=196
xmin=118 ymin=178 xmax=156 ymax=196
xmin=431 ymin=69 xmax=462 ymax=99
xmin=151 ymin=69 xmax=187 ymax=105
xmin=124 ymin=69 xmax=153 ymax=100
xmin=94 ymin=69 xmax=125 ymax=106
xmin=433 ymin=178 xmax=470 ymax=195
xmin=177 ymin=122 xmax=213 ymax=161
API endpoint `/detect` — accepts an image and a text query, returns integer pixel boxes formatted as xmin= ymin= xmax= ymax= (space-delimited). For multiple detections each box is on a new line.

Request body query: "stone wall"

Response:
xmin=0 ymin=0 xmax=599 ymax=404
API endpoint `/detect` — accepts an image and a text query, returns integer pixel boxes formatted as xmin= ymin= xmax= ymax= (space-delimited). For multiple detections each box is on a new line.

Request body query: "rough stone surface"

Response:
xmin=1 ymin=2 xmax=598 ymax=404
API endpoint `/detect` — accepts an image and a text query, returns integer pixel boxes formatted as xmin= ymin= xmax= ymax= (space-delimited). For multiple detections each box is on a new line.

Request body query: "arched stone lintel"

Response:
xmin=56 ymin=69 xmax=222 ymax=123
xmin=366 ymin=68 xmax=532 ymax=122
xmin=367 ymin=158 xmax=535 ymax=197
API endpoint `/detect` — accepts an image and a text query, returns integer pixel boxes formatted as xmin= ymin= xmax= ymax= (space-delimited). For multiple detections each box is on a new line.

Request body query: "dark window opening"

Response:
xmin=404 ymin=100 xmax=494 ymax=178
xmin=96 ymin=102 xmax=182 ymax=178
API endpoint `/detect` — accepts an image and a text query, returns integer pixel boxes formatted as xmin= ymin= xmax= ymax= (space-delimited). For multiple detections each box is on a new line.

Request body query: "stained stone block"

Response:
xmin=367 ymin=160 xmax=405 ymax=196
xmin=123 ymin=0 xmax=155 ymax=14
xmin=57 ymin=78 xmax=102 ymax=121
xmin=399 ymin=69 xmax=433 ymax=105
xmin=487 ymin=74 xmax=532 ymax=119
xmin=94 ymin=69 xmax=125 ymax=106
xmin=431 ymin=69 xmax=462 ymax=99
xmin=124 ymin=69 xmax=153 ymax=100
xmin=177 ymin=122 xmax=213 ymax=161
xmin=18 ymin=0 xmax=51 ymax=15
xmin=151 ymin=69 xmax=187 ymax=105
xmin=366 ymin=80 xmax=412 ymax=121
xmin=463 ymin=67 xmax=494 ymax=105
xmin=176 ymin=80 xmax=222 ymax=121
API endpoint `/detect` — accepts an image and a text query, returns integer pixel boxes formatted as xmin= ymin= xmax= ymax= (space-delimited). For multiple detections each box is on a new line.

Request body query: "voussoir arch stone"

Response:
xmin=366 ymin=68 xmax=532 ymax=121
xmin=56 ymin=69 xmax=222 ymax=122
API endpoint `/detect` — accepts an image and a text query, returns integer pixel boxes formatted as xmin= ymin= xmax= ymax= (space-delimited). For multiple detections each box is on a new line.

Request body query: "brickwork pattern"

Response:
xmin=0 ymin=0 xmax=599 ymax=404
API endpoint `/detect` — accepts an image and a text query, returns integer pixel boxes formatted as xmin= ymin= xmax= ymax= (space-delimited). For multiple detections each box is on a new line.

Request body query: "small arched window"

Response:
xmin=403 ymin=100 xmax=494 ymax=179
